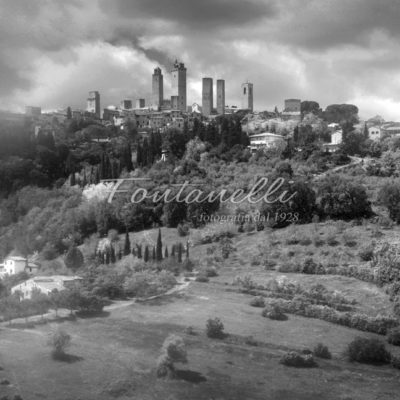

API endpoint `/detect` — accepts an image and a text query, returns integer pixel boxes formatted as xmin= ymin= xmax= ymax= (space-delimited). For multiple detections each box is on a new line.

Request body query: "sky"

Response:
xmin=1 ymin=0 xmax=400 ymax=120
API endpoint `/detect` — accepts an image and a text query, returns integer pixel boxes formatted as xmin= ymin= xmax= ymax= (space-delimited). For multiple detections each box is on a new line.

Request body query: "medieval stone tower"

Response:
xmin=241 ymin=82 xmax=253 ymax=112
xmin=171 ymin=60 xmax=187 ymax=112
xmin=216 ymin=79 xmax=225 ymax=115
xmin=152 ymin=67 xmax=164 ymax=110
xmin=202 ymin=77 xmax=213 ymax=116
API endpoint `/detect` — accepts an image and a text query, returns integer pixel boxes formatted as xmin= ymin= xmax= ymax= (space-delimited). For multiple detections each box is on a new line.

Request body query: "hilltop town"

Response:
xmin=2 ymin=60 xmax=400 ymax=400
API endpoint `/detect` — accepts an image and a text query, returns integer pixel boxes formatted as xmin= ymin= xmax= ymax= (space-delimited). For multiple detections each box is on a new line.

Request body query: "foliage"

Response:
xmin=313 ymin=343 xmax=332 ymax=359
xmin=346 ymin=337 xmax=391 ymax=364
xmin=64 ymin=245 xmax=84 ymax=271
xmin=280 ymin=351 xmax=317 ymax=368
xmin=48 ymin=329 xmax=71 ymax=359
xmin=250 ymin=296 xmax=265 ymax=307
xmin=156 ymin=334 xmax=187 ymax=379
xmin=206 ymin=317 xmax=225 ymax=339
xmin=317 ymin=175 xmax=372 ymax=220
xmin=387 ymin=328 xmax=400 ymax=346
xmin=262 ymin=304 xmax=288 ymax=320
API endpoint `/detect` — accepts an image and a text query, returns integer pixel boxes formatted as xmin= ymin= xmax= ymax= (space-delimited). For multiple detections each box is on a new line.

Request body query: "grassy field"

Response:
xmin=2 ymin=222 xmax=400 ymax=399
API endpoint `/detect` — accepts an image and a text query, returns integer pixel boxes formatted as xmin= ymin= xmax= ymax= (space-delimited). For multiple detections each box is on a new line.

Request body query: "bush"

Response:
xmin=206 ymin=317 xmax=225 ymax=339
xmin=156 ymin=334 xmax=187 ymax=379
xmin=391 ymin=356 xmax=400 ymax=369
xmin=195 ymin=273 xmax=209 ymax=283
xmin=203 ymin=266 xmax=218 ymax=277
xmin=262 ymin=305 xmax=288 ymax=321
xmin=249 ymin=296 xmax=265 ymax=308
xmin=48 ymin=329 xmax=71 ymax=359
xmin=280 ymin=351 xmax=317 ymax=368
xmin=359 ymin=245 xmax=374 ymax=261
xmin=346 ymin=337 xmax=391 ymax=364
xmin=387 ymin=328 xmax=400 ymax=346
xmin=313 ymin=343 xmax=332 ymax=359
xmin=177 ymin=223 xmax=190 ymax=237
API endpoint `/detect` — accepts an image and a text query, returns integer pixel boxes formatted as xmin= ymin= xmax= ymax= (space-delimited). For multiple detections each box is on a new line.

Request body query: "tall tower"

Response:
xmin=216 ymin=79 xmax=225 ymax=115
xmin=171 ymin=60 xmax=187 ymax=112
xmin=202 ymin=77 xmax=213 ymax=116
xmin=152 ymin=67 xmax=164 ymax=110
xmin=87 ymin=91 xmax=100 ymax=118
xmin=241 ymin=82 xmax=253 ymax=112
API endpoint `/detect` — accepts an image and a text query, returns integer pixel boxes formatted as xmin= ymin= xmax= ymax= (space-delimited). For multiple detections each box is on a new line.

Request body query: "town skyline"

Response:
xmin=1 ymin=0 xmax=400 ymax=120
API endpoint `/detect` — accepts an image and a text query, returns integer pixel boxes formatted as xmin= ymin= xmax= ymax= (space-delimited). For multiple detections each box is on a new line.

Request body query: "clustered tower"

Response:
xmin=87 ymin=91 xmax=100 ymax=117
xmin=202 ymin=78 xmax=213 ymax=116
xmin=216 ymin=79 xmax=225 ymax=115
xmin=152 ymin=67 xmax=164 ymax=110
xmin=241 ymin=82 xmax=253 ymax=112
xmin=171 ymin=60 xmax=187 ymax=112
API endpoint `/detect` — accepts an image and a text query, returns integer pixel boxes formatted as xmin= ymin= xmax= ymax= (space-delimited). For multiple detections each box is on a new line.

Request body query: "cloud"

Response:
xmin=0 ymin=0 xmax=400 ymax=120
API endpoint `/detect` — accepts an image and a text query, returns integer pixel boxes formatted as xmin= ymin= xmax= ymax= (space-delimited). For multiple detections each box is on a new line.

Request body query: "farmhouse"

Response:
xmin=248 ymin=132 xmax=286 ymax=153
xmin=11 ymin=275 xmax=82 ymax=299
xmin=0 ymin=256 xmax=39 ymax=277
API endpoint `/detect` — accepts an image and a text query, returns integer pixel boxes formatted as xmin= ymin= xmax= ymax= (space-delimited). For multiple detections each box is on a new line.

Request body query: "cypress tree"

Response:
xmin=164 ymin=246 xmax=169 ymax=258
xmin=156 ymin=228 xmax=163 ymax=261
xmin=178 ymin=243 xmax=182 ymax=263
xmin=152 ymin=246 xmax=156 ymax=261
xmin=110 ymin=245 xmax=116 ymax=263
xmin=69 ymin=172 xmax=76 ymax=186
xmin=171 ymin=244 xmax=176 ymax=257
xmin=186 ymin=241 xmax=189 ymax=259
xmin=124 ymin=229 xmax=131 ymax=256
xmin=144 ymin=245 xmax=149 ymax=262
xmin=137 ymin=244 xmax=142 ymax=259
xmin=105 ymin=249 xmax=110 ymax=264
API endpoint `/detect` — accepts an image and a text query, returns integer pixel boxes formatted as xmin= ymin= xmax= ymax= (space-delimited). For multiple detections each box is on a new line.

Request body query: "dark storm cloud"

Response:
xmin=275 ymin=0 xmax=400 ymax=50
xmin=0 ymin=60 xmax=31 ymax=94
xmin=101 ymin=0 xmax=276 ymax=29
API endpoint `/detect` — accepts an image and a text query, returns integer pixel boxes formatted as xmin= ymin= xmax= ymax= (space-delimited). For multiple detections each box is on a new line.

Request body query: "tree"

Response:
xmin=64 ymin=245 xmax=84 ymax=271
xmin=152 ymin=246 xmax=156 ymax=261
xmin=48 ymin=329 xmax=71 ymax=359
xmin=156 ymin=335 xmax=188 ymax=378
xmin=317 ymin=175 xmax=372 ymax=220
xmin=144 ymin=245 xmax=149 ymax=262
xmin=49 ymin=289 xmax=63 ymax=317
xmin=156 ymin=228 xmax=163 ymax=261
xmin=164 ymin=246 xmax=169 ymax=258
xmin=66 ymin=106 xmax=72 ymax=119
xmin=301 ymin=101 xmax=320 ymax=116
xmin=378 ymin=182 xmax=400 ymax=223
xmin=323 ymin=104 xmax=359 ymax=124
xmin=137 ymin=244 xmax=142 ymax=259
xmin=123 ymin=229 xmax=131 ymax=256
xmin=177 ymin=243 xmax=182 ymax=263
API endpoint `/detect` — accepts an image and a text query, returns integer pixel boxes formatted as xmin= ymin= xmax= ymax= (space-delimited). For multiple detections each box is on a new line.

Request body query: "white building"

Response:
xmin=0 ymin=256 xmax=39 ymax=277
xmin=248 ymin=132 xmax=286 ymax=153
xmin=11 ymin=275 xmax=82 ymax=299
xmin=368 ymin=126 xmax=382 ymax=141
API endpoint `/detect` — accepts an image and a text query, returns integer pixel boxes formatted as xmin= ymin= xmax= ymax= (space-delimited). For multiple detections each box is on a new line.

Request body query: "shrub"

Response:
xmin=156 ymin=335 xmax=187 ymax=379
xmin=317 ymin=175 xmax=372 ymax=220
xmin=387 ymin=328 xmax=400 ymax=346
xmin=195 ymin=273 xmax=209 ymax=283
xmin=280 ymin=351 xmax=317 ymax=368
xmin=184 ymin=326 xmax=196 ymax=335
xmin=203 ymin=266 xmax=218 ymax=277
xmin=358 ymin=245 xmax=374 ymax=261
xmin=391 ymin=356 xmax=400 ymax=369
xmin=313 ymin=343 xmax=332 ymax=359
xmin=262 ymin=305 xmax=288 ymax=321
xmin=48 ymin=329 xmax=71 ymax=359
xmin=177 ymin=223 xmax=190 ymax=237
xmin=206 ymin=317 xmax=225 ymax=339
xmin=346 ymin=337 xmax=391 ymax=364
xmin=249 ymin=296 xmax=265 ymax=308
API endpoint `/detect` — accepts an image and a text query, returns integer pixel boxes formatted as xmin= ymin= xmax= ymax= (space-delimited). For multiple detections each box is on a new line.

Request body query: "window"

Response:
xmin=244 ymin=88 xmax=247 ymax=95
